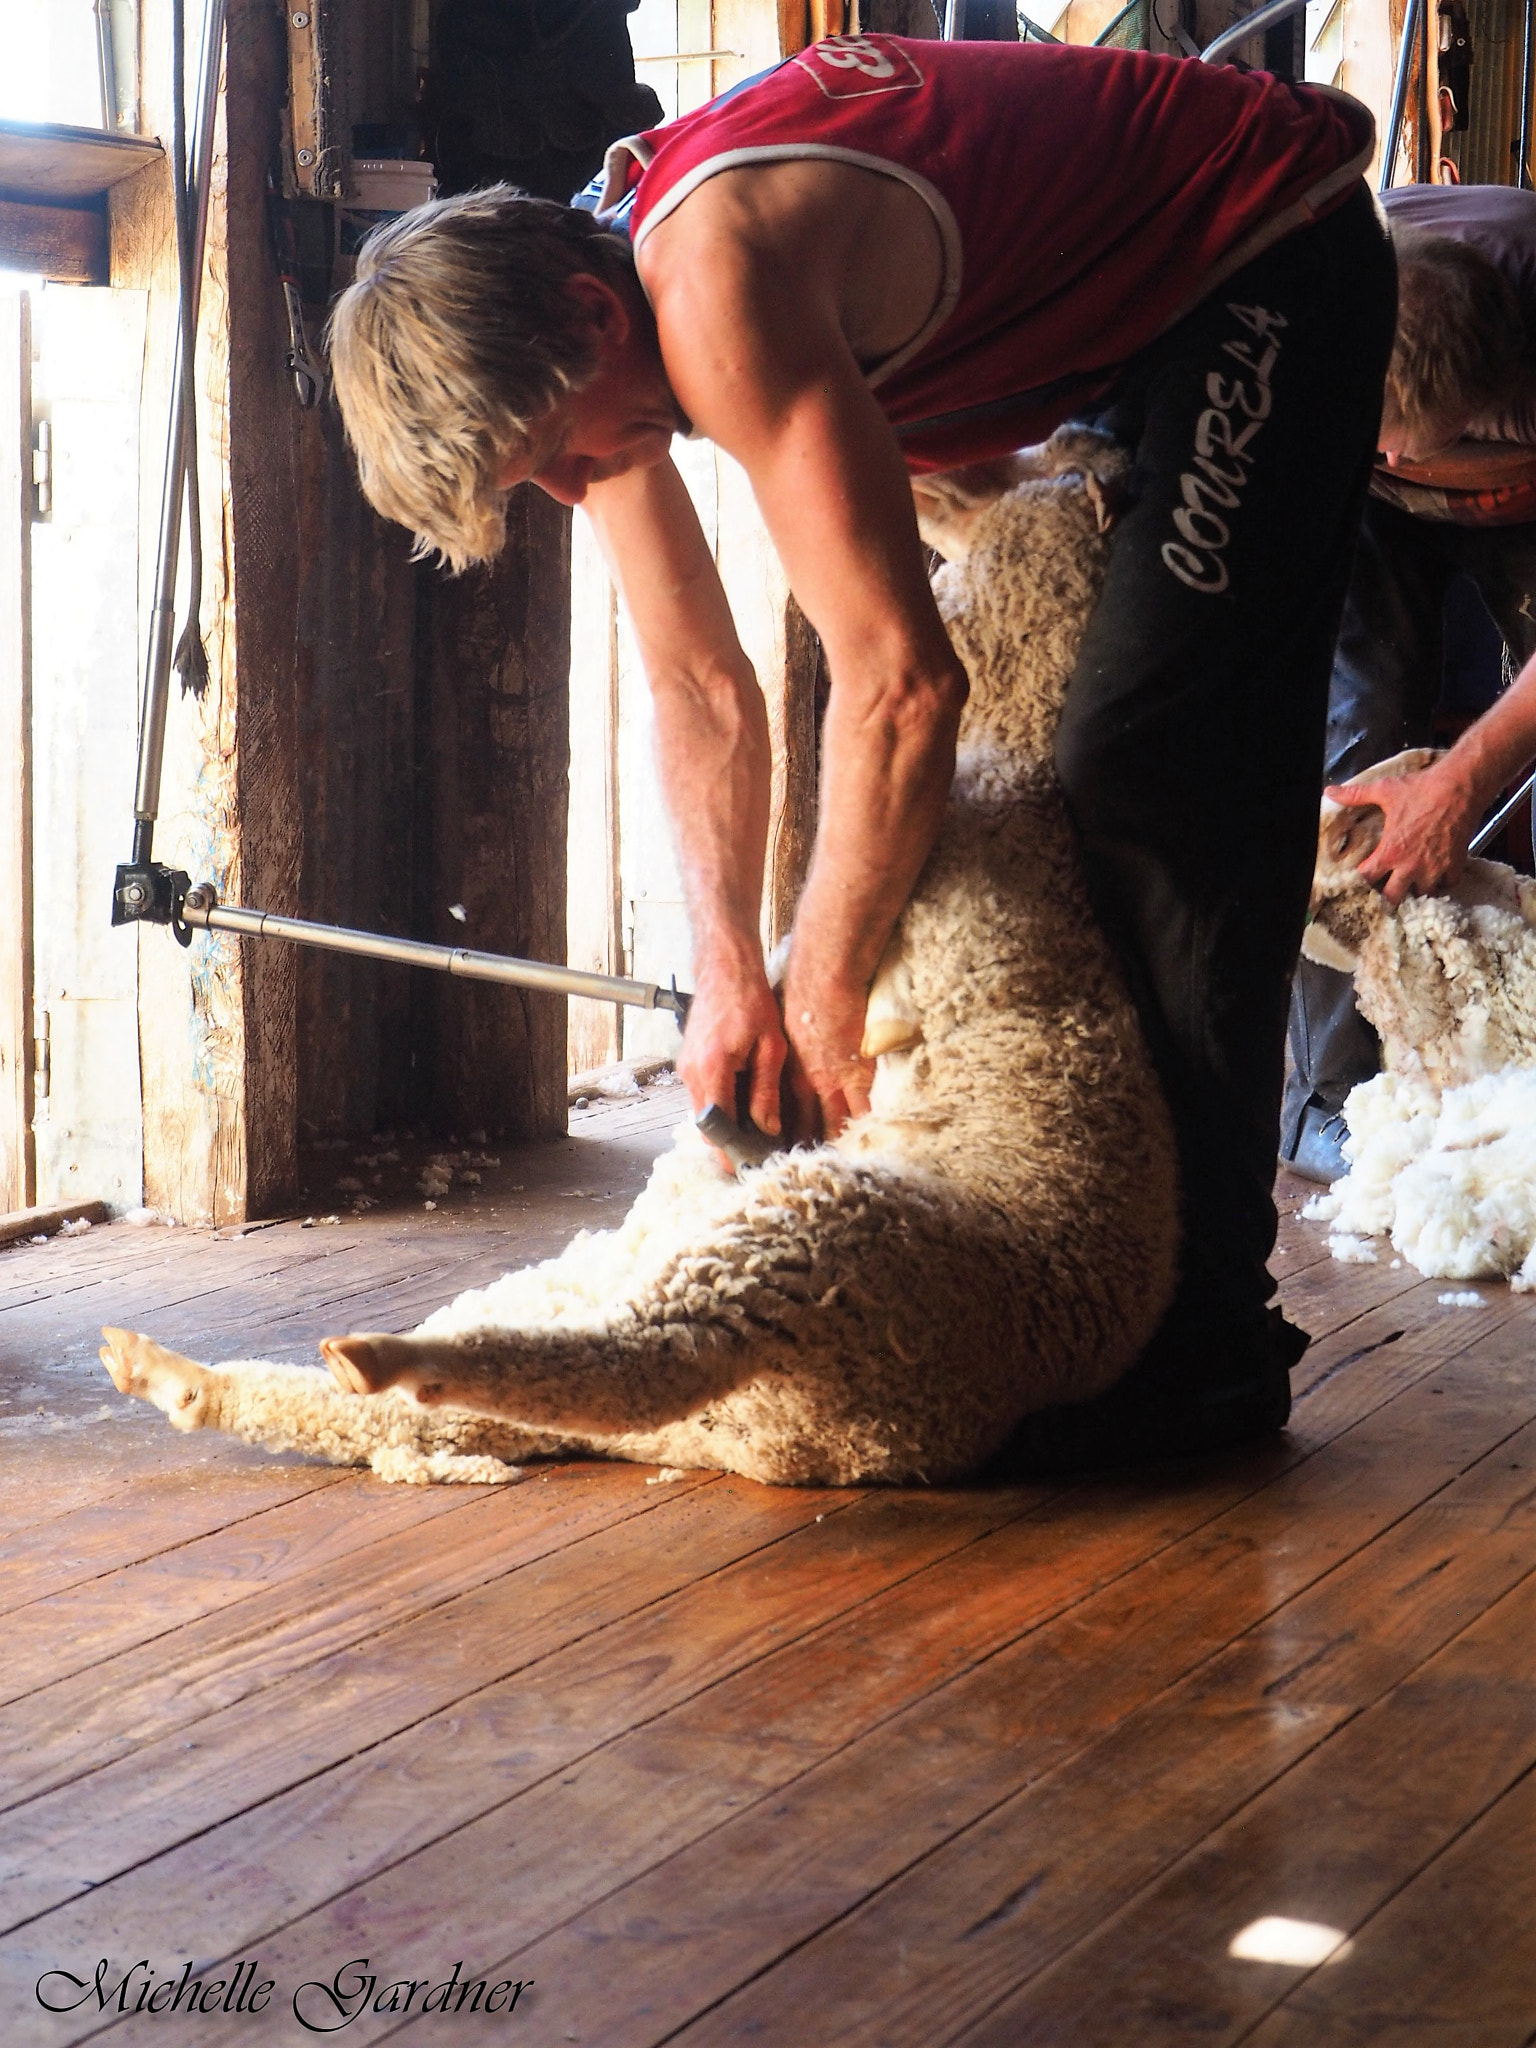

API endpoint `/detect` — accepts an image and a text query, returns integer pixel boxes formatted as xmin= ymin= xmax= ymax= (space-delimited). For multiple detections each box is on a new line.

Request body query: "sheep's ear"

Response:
xmin=912 ymin=489 xmax=990 ymax=563
xmin=911 ymin=459 xmax=1023 ymax=561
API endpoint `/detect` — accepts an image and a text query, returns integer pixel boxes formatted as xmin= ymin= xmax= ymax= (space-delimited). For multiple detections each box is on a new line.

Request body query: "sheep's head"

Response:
xmin=926 ymin=436 xmax=1127 ymax=765
xmin=1302 ymin=748 xmax=1443 ymax=971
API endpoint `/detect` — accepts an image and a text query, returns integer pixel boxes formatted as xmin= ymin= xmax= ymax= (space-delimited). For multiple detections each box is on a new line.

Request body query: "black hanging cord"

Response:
xmin=171 ymin=0 xmax=210 ymax=699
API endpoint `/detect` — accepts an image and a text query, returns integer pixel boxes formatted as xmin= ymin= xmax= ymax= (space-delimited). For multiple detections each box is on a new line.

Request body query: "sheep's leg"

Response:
xmin=100 ymin=1327 xmax=216 ymax=1431
xmin=102 ymin=1325 xmax=549 ymax=1478
xmin=321 ymin=1321 xmax=747 ymax=1439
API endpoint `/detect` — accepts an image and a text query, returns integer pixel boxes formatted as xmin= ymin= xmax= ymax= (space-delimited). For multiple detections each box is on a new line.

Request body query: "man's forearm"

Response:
xmin=649 ymin=652 xmax=773 ymax=971
xmin=792 ymin=661 xmax=965 ymax=997
xmin=1341 ymin=648 xmax=1536 ymax=900
xmin=1443 ymin=651 xmax=1536 ymax=821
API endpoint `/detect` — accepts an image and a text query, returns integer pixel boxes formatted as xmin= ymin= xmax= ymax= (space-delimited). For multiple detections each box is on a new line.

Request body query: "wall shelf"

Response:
xmin=0 ymin=121 xmax=162 ymax=284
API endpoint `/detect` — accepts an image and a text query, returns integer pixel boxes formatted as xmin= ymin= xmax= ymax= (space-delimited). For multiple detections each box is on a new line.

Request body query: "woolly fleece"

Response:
xmin=102 ymin=470 xmax=1179 ymax=1486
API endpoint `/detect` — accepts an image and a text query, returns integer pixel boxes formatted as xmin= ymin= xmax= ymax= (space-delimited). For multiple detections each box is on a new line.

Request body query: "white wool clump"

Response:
xmin=1327 ymin=1233 xmax=1377 ymax=1264
xmin=1437 ymin=1291 xmax=1487 ymax=1308
xmin=369 ymin=1445 xmax=522 ymax=1484
xmin=1324 ymin=1069 xmax=1536 ymax=1282
xmin=414 ymin=1129 xmax=734 ymax=1341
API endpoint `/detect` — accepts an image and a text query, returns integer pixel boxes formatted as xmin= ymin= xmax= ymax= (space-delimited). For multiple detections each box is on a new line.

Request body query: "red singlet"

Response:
xmin=591 ymin=36 xmax=1374 ymax=470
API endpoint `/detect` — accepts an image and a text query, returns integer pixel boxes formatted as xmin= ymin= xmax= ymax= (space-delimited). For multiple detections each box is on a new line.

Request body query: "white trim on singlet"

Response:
xmin=593 ymin=132 xmax=655 ymax=216
xmin=1191 ymin=88 xmax=1376 ymax=300
xmin=614 ymin=142 xmax=964 ymax=390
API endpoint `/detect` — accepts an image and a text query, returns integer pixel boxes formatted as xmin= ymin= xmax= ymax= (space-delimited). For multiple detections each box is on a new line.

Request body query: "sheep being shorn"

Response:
xmin=101 ymin=464 xmax=1179 ymax=1487
xmin=1299 ymin=750 xmax=1536 ymax=1283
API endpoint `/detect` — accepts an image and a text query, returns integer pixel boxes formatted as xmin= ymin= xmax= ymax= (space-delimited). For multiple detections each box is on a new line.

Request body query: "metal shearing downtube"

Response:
xmin=1469 ymin=771 xmax=1536 ymax=857
xmin=1380 ymin=0 xmax=1424 ymax=193
xmin=131 ymin=0 xmax=227 ymax=864
xmin=175 ymin=892 xmax=693 ymax=1020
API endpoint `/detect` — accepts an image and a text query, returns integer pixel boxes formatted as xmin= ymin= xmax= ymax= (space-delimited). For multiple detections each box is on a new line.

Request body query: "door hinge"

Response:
xmin=33 ymin=1006 xmax=49 ymax=1101
xmin=32 ymin=419 xmax=51 ymax=518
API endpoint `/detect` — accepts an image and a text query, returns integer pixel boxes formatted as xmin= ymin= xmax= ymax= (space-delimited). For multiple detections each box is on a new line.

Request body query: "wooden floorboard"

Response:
xmin=1 ymin=1093 xmax=1533 ymax=2047
xmin=1243 ymin=1761 xmax=1536 ymax=2048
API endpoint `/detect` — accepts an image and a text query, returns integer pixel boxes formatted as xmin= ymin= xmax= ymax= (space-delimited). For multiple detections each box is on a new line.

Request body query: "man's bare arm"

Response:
xmin=583 ymin=458 xmax=788 ymax=1132
xmin=1328 ymin=652 xmax=1536 ymax=902
xmin=645 ymin=207 xmax=970 ymax=1128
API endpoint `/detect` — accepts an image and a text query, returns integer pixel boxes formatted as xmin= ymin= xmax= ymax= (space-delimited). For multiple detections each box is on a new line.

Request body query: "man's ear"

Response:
xmin=563 ymin=272 xmax=630 ymax=349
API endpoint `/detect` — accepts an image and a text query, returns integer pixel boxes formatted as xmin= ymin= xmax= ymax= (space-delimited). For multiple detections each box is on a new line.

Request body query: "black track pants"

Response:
xmin=1055 ymin=182 xmax=1398 ymax=1346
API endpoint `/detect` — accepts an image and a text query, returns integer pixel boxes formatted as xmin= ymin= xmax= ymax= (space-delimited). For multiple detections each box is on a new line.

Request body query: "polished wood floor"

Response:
xmin=1 ymin=1084 xmax=1533 ymax=2048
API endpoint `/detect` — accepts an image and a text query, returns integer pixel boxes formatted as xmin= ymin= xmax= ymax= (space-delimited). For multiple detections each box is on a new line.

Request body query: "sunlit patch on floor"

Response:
xmin=1228 ymin=1916 xmax=1353 ymax=1966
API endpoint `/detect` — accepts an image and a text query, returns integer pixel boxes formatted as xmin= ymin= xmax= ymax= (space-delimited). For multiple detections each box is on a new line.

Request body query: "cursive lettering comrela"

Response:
xmin=1161 ymin=300 xmax=1288 ymax=597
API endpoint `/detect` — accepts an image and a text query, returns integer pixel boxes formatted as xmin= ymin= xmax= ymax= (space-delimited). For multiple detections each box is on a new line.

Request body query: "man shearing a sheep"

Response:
xmin=330 ymin=35 xmax=1396 ymax=1464
xmin=1285 ymin=182 xmax=1536 ymax=1183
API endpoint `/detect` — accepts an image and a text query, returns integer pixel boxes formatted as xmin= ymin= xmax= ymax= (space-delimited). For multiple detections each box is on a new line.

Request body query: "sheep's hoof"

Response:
xmin=320 ymin=1333 xmax=433 ymax=1399
xmin=99 ymin=1327 xmax=210 ymax=1428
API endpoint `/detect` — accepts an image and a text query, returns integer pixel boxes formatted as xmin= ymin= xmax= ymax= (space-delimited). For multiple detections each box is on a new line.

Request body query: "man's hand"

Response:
xmin=781 ymin=957 xmax=875 ymax=1136
xmin=677 ymin=951 xmax=789 ymax=1140
xmin=1325 ymin=756 xmax=1483 ymax=905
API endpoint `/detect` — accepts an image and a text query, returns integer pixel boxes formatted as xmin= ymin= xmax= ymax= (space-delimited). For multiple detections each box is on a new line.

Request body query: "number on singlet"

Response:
xmin=815 ymin=35 xmax=898 ymax=78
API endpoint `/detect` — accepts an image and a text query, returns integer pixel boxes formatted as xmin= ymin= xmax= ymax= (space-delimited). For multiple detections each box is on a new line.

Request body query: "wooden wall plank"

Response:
xmin=0 ymin=199 xmax=107 ymax=285
xmin=420 ymin=486 xmax=572 ymax=1140
xmin=566 ymin=512 xmax=623 ymax=1074
xmin=0 ymin=290 xmax=34 ymax=1212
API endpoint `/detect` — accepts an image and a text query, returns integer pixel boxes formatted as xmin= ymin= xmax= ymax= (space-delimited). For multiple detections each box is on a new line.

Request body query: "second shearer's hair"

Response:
xmin=329 ymin=185 xmax=637 ymax=570
xmin=1385 ymin=227 xmax=1524 ymax=450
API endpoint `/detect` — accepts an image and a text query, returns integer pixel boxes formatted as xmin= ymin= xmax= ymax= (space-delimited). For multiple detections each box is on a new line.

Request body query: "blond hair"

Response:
xmin=328 ymin=186 xmax=636 ymax=570
xmin=1385 ymin=226 xmax=1523 ymax=447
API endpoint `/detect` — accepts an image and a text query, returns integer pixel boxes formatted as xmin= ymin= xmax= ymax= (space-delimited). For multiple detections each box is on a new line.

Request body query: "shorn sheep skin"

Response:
xmin=1300 ymin=748 xmax=1536 ymax=1284
xmin=101 ymin=465 xmax=1179 ymax=1487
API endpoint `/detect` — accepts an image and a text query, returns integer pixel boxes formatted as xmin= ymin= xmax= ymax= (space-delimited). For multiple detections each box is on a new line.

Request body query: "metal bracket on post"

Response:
xmin=111 ymin=861 xmax=194 ymax=944
xmin=286 ymin=2 xmax=344 ymax=198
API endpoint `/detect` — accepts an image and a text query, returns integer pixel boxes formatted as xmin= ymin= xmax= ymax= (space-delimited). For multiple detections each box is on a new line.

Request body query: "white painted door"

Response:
xmin=0 ymin=289 xmax=33 ymax=1212
xmin=29 ymin=285 xmax=147 ymax=1211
